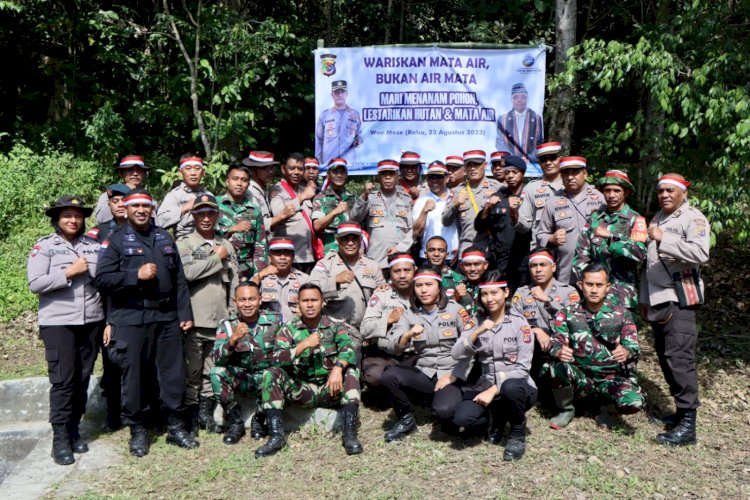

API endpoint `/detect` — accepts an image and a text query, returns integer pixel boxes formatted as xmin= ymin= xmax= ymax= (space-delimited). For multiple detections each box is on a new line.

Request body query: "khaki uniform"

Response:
xmin=156 ymin=182 xmax=212 ymax=239
xmin=441 ymin=177 xmax=502 ymax=255
xmin=259 ymin=269 xmax=310 ymax=322
xmin=536 ymin=184 xmax=605 ymax=283
xmin=516 ymin=178 xmax=564 ymax=247
xmin=350 ymin=190 xmax=414 ymax=269
xmin=360 ymin=288 xmax=411 ymax=349
xmin=511 ymin=280 xmax=581 ymax=332
xmin=269 ymin=182 xmax=314 ymax=264
xmin=309 ymin=252 xmax=385 ymax=339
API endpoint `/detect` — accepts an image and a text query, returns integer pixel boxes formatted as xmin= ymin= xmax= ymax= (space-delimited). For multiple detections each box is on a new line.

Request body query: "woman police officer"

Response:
xmin=27 ymin=196 xmax=104 ymax=465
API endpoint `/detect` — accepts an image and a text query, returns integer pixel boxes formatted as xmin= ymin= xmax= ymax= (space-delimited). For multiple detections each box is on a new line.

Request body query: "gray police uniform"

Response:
xmin=315 ymin=106 xmax=362 ymax=166
xmin=640 ymin=200 xmax=709 ymax=411
xmin=309 ymin=252 xmax=385 ymax=349
xmin=156 ymin=182 xmax=212 ymax=239
xmin=536 ymin=184 xmax=605 ymax=283
xmin=269 ymin=182 xmax=314 ymax=265
xmin=94 ymin=191 xmax=113 ymax=224
xmin=259 ymin=269 xmax=310 ymax=322
xmin=350 ymin=189 xmax=414 ymax=269
xmin=510 ymin=280 xmax=580 ymax=333
xmin=247 ymin=179 xmax=273 ymax=234
xmin=516 ymin=178 xmax=564 ymax=247
xmin=441 ymin=177 xmax=502 ymax=255
xmin=177 ymin=231 xmax=239 ymax=405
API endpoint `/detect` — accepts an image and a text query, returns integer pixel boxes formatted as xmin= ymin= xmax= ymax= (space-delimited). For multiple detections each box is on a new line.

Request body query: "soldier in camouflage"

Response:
xmin=255 ymin=283 xmax=363 ymax=457
xmin=423 ymin=236 xmax=465 ymax=299
xmin=572 ymin=170 xmax=647 ymax=310
xmin=216 ymin=164 xmax=268 ymax=280
xmin=452 ymin=247 xmax=489 ymax=316
xmin=311 ymin=158 xmax=356 ymax=254
xmin=546 ymin=263 xmax=643 ymax=430
xmin=209 ymin=282 xmax=280 ymax=445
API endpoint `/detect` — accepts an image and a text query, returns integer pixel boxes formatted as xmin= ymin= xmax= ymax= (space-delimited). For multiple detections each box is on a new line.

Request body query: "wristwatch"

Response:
xmin=334 ymin=361 xmax=346 ymax=369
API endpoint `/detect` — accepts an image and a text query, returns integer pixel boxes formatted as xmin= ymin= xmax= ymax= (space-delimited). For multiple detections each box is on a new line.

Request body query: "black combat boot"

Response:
xmin=198 ymin=396 xmax=223 ymax=433
xmin=650 ymin=408 xmax=684 ymax=430
xmin=222 ymin=403 xmax=246 ymax=445
xmin=503 ymin=418 xmax=527 ymax=461
xmin=255 ymin=410 xmax=286 ymax=458
xmin=384 ymin=413 xmax=417 ymax=442
xmin=166 ymin=420 xmax=200 ymax=449
xmin=250 ymin=411 xmax=268 ymax=440
xmin=67 ymin=420 xmax=88 ymax=454
xmin=51 ymin=424 xmax=75 ymax=465
xmin=185 ymin=404 xmax=200 ymax=438
xmin=129 ymin=424 xmax=150 ymax=457
xmin=487 ymin=408 xmax=507 ymax=445
xmin=656 ymin=409 xmax=696 ymax=446
xmin=341 ymin=404 xmax=363 ymax=455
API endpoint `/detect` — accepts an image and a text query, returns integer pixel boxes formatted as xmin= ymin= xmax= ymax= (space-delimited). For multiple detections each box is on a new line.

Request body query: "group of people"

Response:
xmin=27 ymin=144 xmax=709 ymax=467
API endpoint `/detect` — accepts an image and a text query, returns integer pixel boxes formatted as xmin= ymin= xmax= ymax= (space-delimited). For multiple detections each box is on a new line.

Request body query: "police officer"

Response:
xmin=28 ymin=196 xmax=104 ymax=465
xmin=573 ymin=170 xmax=647 ymax=310
xmin=315 ymin=80 xmax=363 ymax=166
xmin=475 ymin=154 xmax=532 ymax=289
xmin=270 ymin=152 xmax=319 ymax=272
xmin=511 ymin=249 xmax=580 ymax=382
xmin=547 ymin=263 xmax=643 ymax=430
xmin=94 ymin=155 xmax=148 ymax=224
xmin=243 ymin=151 xmax=290 ymax=233
xmin=452 ymin=271 xmax=537 ymax=460
xmin=640 ymin=173 xmax=709 ymax=446
xmin=360 ymin=254 xmax=415 ymax=388
xmin=398 ymin=151 xmax=428 ymax=200
xmin=445 ymin=155 xmax=466 ymax=190
xmin=489 ymin=150 xmax=509 ymax=187
xmin=311 ymin=158 xmax=356 ymax=254
xmin=309 ymin=223 xmax=385 ymax=354
xmin=382 ymin=268 xmax=476 ymax=442
xmin=452 ymin=247 xmax=489 ymax=316
xmin=516 ymin=142 xmax=564 ymax=247
xmin=94 ymin=189 xmax=198 ymax=457
xmin=209 ymin=282 xmax=282 ymax=445
xmin=441 ymin=150 xmax=502 ymax=255
xmin=537 ymin=157 xmax=605 ymax=284
xmin=423 ymin=236 xmax=466 ymax=298
xmin=256 ymin=283 xmax=363 ymax=457
xmin=156 ymin=155 xmax=213 ymax=239
xmin=350 ymin=159 xmax=414 ymax=275
xmin=177 ymin=194 xmax=239 ymax=435
xmin=216 ymin=163 xmax=268 ymax=280
xmin=252 ymin=237 xmax=310 ymax=322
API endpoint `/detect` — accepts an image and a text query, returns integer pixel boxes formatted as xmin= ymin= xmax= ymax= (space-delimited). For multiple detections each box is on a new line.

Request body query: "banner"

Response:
xmin=314 ymin=46 xmax=546 ymax=177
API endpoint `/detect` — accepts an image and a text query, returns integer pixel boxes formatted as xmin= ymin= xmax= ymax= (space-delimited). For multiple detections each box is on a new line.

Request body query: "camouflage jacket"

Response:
xmin=211 ymin=312 xmax=282 ymax=372
xmin=440 ymin=265 xmax=466 ymax=301
xmin=549 ymin=301 xmax=640 ymax=376
xmin=271 ymin=315 xmax=357 ymax=384
xmin=216 ymin=193 xmax=268 ymax=277
xmin=572 ymin=204 xmax=647 ymax=309
xmin=456 ymin=281 xmax=480 ymax=317
xmin=310 ymin=186 xmax=356 ymax=254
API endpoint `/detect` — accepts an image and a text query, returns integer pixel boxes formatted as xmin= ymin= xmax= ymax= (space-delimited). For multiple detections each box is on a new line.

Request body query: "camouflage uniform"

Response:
xmin=215 ymin=193 xmax=268 ymax=280
xmin=572 ymin=204 xmax=647 ymax=309
xmin=439 ymin=265 xmax=466 ymax=301
xmin=310 ymin=186 xmax=356 ymax=254
xmin=456 ymin=283 xmax=480 ymax=317
xmin=261 ymin=316 xmax=360 ymax=410
xmin=209 ymin=312 xmax=281 ymax=405
xmin=546 ymin=301 xmax=643 ymax=414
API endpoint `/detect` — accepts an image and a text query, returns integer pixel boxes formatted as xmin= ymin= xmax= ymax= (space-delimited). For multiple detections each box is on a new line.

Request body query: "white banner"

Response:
xmin=314 ymin=46 xmax=547 ymax=177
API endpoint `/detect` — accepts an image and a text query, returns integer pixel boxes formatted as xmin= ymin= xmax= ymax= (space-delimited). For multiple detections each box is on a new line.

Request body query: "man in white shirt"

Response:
xmin=412 ymin=161 xmax=459 ymax=263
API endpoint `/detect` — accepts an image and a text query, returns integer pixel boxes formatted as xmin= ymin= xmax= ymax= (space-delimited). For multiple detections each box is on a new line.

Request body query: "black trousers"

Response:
xmin=40 ymin=321 xmax=103 ymax=425
xmin=452 ymin=378 xmax=537 ymax=430
xmin=107 ymin=321 xmax=186 ymax=426
xmin=361 ymin=346 xmax=416 ymax=387
xmin=651 ymin=303 xmax=700 ymax=410
xmin=380 ymin=365 xmax=462 ymax=420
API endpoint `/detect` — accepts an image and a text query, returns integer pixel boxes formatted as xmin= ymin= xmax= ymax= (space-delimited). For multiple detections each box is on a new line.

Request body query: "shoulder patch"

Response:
xmin=568 ymin=291 xmax=580 ymax=303
xmin=512 ymin=292 xmax=521 ymax=304
xmin=368 ymin=295 xmax=380 ymax=307
xmin=630 ymin=216 xmax=648 ymax=243
xmin=85 ymin=228 xmax=100 ymax=238
xmin=31 ymin=245 xmax=41 ymax=257
xmin=521 ymin=325 xmax=532 ymax=344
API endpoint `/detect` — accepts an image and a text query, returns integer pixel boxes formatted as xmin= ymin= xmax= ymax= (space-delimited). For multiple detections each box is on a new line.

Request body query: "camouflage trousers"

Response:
xmin=607 ymin=281 xmax=638 ymax=311
xmin=547 ymin=362 xmax=644 ymax=414
xmin=260 ymin=366 xmax=361 ymax=411
xmin=236 ymin=252 xmax=255 ymax=282
xmin=209 ymin=365 xmax=263 ymax=406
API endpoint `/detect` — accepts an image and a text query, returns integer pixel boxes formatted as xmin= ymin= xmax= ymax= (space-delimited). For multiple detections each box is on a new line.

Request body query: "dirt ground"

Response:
xmin=4 ymin=240 xmax=749 ymax=498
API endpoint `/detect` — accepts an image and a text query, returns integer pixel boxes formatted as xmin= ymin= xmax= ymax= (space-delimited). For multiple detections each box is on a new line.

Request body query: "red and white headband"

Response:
xmin=179 ymin=156 xmax=204 ymax=169
xmin=463 ymin=150 xmax=486 ymax=163
xmin=119 ymin=155 xmax=145 ymax=168
xmin=389 ymin=255 xmax=415 ymax=268
xmin=123 ymin=193 xmax=155 ymax=207
xmin=445 ymin=155 xmax=464 ymax=167
xmin=529 ymin=251 xmax=555 ymax=264
xmin=559 ymin=156 xmax=587 ymax=169
xmin=536 ymin=142 xmax=562 ymax=156
xmin=327 ymin=158 xmax=347 ymax=169
xmin=658 ymin=175 xmax=690 ymax=191
xmin=377 ymin=160 xmax=400 ymax=172
xmin=247 ymin=151 xmax=275 ymax=164
xmin=490 ymin=151 xmax=509 ymax=162
xmin=304 ymin=158 xmax=320 ymax=169
xmin=337 ymin=223 xmax=362 ymax=237
xmin=413 ymin=271 xmax=441 ymax=282
xmin=478 ymin=281 xmax=508 ymax=289
xmin=269 ymin=239 xmax=295 ymax=251
xmin=461 ymin=250 xmax=487 ymax=263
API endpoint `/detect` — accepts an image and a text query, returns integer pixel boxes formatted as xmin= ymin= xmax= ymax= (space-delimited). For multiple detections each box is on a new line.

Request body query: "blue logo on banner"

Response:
xmin=522 ymin=53 xmax=536 ymax=67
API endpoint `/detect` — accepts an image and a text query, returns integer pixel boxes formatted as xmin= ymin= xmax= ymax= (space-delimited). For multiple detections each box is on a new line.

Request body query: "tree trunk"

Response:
xmin=384 ymin=0 xmax=393 ymax=44
xmin=548 ymin=0 xmax=576 ymax=149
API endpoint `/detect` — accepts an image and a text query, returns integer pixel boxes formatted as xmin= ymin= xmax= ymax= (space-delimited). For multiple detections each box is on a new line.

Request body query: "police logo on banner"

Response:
xmin=320 ymin=53 xmax=337 ymax=77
